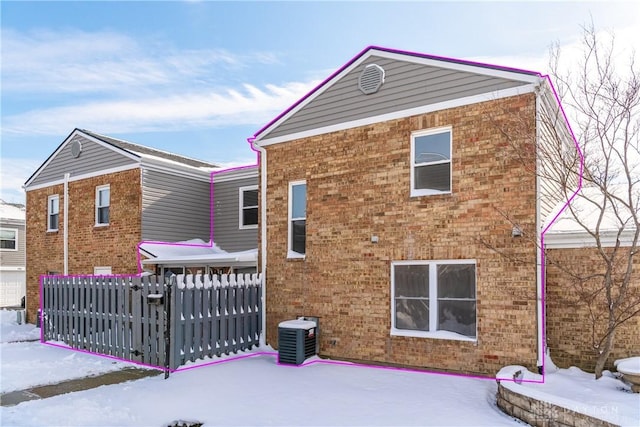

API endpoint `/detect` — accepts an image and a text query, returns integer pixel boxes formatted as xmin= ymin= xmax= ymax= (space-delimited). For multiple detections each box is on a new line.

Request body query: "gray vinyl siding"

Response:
xmin=0 ymin=222 xmax=26 ymax=267
xmin=213 ymin=177 xmax=258 ymax=252
xmin=29 ymin=134 xmax=138 ymax=186
xmin=537 ymin=90 xmax=577 ymax=223
xmin=263 ymin=56 xmax=530 ymax=140
xmin=141 ymin=169 xmax=211 ymax=242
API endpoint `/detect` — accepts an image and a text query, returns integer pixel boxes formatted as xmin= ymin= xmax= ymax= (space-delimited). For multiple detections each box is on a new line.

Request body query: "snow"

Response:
xmin=278 ymin=319 xmax=317 ymax=329
xmin=497 ymin=365 xmax=640 ymax=426
xmin=0 ymin=200 xmax=25 ymax=221
xmin=1 ymin=353 xmax=520 ymax=427
xmin=2 ymin=311 xmax=636 ymax=427
xmin=139 ymin=239 xmax=225 ymax=258
xmin=616 ymin=357 xmax=640 ymax=375
xmin=0 ymin=310 xmax=39 ymax=343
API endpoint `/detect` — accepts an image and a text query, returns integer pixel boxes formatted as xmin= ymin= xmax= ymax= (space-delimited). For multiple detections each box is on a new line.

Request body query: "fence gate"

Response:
xmin=42 ymin=275 xmax=167 ymax=368
xmin=41 ymin=273 xmax=263 ymax=373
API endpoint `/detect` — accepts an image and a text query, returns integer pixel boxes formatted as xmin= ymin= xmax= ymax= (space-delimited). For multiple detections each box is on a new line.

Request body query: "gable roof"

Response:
xmin=25 ymin=129 xmax=219 ymax=188
xmin=253 ymin=46 xmax=544 ymax=145
xmin=81 ymin=130 xmax=217 ymax=169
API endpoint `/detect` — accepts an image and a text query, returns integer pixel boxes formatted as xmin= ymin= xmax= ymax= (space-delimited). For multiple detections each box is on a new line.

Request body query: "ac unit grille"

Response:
xmin=278 ymin=326 xmax=317 ymax=365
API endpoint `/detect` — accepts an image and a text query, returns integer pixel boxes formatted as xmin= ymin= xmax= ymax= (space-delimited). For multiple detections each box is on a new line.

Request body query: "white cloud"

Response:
xmin=2 ymin=80 xmax=321 ymax=136
xmin=0 ymin=158 xmax=40 ymax=204
xmin=0 ymin=28 xmax=278 ymax=94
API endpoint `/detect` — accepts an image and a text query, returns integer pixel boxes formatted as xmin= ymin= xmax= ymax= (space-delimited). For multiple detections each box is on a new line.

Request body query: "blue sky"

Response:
xmin=1 ymin=1 xmax=639 ymax=203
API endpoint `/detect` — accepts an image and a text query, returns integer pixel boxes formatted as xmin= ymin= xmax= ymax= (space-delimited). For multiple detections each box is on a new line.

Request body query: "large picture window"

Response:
xmin=392 ymin=260 xmax=476 ymax=340
xmin=288 ymin=180 xmax=306 ymax=257
xmin=411 ymin=127 xmax=452 ymax=196
xmin=0 ymin=228 xmax=17 ymax=251
xmin=47 ymin=195 xmax=59 ymax=231
xmin=239 ymin=186 xmax=258 ymax=229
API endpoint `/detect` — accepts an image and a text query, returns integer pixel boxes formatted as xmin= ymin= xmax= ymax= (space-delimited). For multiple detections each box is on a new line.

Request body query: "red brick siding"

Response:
xmin=546 ymin=247 xmax=640 ymax=371
xmin=26 ymin=169 xmax=142 ymax=322
xmin=262 ymin=94 xmax=539 ymax=375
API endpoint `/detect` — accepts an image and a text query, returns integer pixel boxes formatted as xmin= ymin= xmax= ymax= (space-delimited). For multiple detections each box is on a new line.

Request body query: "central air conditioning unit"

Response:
xmin=277 ymin=318 xmax=318 ymax=365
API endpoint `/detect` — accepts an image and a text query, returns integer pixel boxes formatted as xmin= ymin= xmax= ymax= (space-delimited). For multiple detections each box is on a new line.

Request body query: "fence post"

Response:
xmin=164 ymin=275 xmax=172 ymax=379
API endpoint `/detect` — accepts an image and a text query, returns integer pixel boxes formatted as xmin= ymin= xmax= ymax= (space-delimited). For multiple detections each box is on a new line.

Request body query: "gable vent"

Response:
xmin=358 ymin=64 xmax=385 ymax=95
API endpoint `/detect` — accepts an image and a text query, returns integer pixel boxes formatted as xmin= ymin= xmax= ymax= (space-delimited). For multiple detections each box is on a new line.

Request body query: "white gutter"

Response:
xmin=249 ymin=138 xmax=268 ymax=347
xmin=63 ymin=172 xmax=70 ymax=275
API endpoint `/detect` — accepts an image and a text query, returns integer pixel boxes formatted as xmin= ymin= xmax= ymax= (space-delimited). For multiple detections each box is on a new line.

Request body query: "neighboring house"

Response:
xmin=0 ymin=200 xmax=26 ymax=307
xmin=251 ymin=46 xmax=578 ymax=375
xmin=24 ymin=128 xmax=258 ymax=323
xmin=545 ymin=186 xmax=639 ymax=370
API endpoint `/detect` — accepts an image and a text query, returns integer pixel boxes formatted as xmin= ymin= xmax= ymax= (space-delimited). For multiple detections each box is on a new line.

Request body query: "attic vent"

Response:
xmin=70 ymin=140 xmax=82 ymax=158
xmin=358 ymin=64 xmax=385 ymax=95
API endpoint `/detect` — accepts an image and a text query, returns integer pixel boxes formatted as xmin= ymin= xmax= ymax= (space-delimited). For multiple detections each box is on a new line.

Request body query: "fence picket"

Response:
xmin=42 ymin=273 xmax=262 ymax=372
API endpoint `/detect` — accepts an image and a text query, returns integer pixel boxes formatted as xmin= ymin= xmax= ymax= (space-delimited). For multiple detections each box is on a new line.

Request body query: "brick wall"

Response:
xmin=26 ymin=169 xmax=142 ymax=322
xmin=546 ymin=247 xmax=640 ymax=371
xmin=262 ymin=94 xmax=540 ymax=375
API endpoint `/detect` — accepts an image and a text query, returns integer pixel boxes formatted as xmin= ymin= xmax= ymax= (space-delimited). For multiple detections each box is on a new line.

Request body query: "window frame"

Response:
xmin=95 ymin=184 xmax=110 ymax=227
xmin=287 ymin=180 xmax=306 ymax=259
xmin=410 ymin=126 xmax=453 ymax=197
xmin=47 ymin=195 xmax=59 ymax=232
xmin=93 ymin=266 xmax=112 ymax=276
xmin=238 ymin=185 xmax=259 ymax=230
xmin=0 ymin=228 xmax=18 ymax=251
xmin=391 ymin=259 xmax=477 ymax=342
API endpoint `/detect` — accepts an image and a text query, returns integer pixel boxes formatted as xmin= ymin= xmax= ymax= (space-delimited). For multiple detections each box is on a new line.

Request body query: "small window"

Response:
xmin=96 ymin=185 xmax=110 ymax=226
xmin=411 ymin=127 xmax=452 ymax=196
xmin=93 ymin=266 xmax=112 ymax=276
xmin=47 ymin=195 xmax=59 ymax=231
xmin=239 ymin=186 xmax=258 ymax=229
xmin=0 ymin=228 xmax=17 ymax=251
xmin=288 ymin=181 xmax=306 ymax=257
xmin=392 ymin=261 xmax=476 ymax=340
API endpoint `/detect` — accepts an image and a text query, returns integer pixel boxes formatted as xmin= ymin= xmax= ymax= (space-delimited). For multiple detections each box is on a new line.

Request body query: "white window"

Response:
xmin=96 ymin=185 xmax=110 ymax=226
xmin=47 ymin=195 xmax=59 ymax=231
xmin=391 ymin=260 xmax=476 ymax=340
xmin=239 ymin=185 xmax=258 ymax=229
xmin=410 ymin=127 xmax=452 ymax=196
xmin=0 ymin=228 xmax=17 ymax=251
xmin=288 ymin=180 xmax=306 ymax=258
xmin=93 ymin=266 xmax=112 ymax=276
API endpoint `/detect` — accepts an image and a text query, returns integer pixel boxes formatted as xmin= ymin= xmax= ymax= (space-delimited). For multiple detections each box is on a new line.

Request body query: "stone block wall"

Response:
xmin=262 ymin=93 xmax=540 ymax=375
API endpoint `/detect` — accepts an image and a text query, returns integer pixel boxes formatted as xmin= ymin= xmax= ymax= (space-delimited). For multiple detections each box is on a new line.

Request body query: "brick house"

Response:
xmin=250 ymin=46 xmax=579 ymax=375
xmin=24 ymin=129 xmax=258 ymax=323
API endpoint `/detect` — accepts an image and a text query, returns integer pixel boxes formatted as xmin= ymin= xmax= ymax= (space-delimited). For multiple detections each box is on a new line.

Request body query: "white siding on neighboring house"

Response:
xmin=0 ymin=202 xmax=26 ymax=307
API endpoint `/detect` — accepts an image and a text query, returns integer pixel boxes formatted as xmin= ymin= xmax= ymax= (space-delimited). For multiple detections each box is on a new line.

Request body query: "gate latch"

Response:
xmin=147 ymin=293 xmax=164 ymax=305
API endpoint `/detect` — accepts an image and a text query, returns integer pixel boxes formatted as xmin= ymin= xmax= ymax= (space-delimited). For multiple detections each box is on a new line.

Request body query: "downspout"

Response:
xmin=63 ymin=172 xmax=70 ymax=275
xmin=249 ymin=137 xmax=268 ymax=347
xmin=535 ymin=85 xmax=544 ymax=373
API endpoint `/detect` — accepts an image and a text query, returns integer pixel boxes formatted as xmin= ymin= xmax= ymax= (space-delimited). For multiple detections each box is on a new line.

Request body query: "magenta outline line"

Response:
xmin=36 ymin=46 xmax=584 ymax=385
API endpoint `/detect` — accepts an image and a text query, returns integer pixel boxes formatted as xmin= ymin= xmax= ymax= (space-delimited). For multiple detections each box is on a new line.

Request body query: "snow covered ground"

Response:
xmin=2 ymin=310 xmax=638 ymax=426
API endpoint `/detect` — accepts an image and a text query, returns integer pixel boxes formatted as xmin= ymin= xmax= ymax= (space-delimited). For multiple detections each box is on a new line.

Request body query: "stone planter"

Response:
xmin=615 ymin=357 xmax=640 ymax=393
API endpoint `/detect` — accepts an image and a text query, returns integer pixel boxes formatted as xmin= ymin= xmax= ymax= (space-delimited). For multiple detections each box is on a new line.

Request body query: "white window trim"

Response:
xmin=95 ymin=184 xmax=110 ymax=227
xmin=287 ymin=180 xmax=306 ymax=259
xmin=0 ymin=228 xmax=18 ymax=251
xmin=93 ymin=266 xmax=112 ymax=276
xmin=238 ymin=185 xmax=259 ymax=230
xmin=47 ymin=194 xmax=59 ymax=232
xmin=410 ymin=126 xmax=453 ymax=197
xmin=390 ymin=259 xmax=477 ymax=342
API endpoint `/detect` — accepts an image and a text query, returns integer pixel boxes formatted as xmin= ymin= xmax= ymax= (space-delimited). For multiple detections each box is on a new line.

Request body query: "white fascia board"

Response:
xmin=258 ymin=84 xmax=538 ymax=146
xmin=0 ymin=266 xmax=25 ymax=271
xmin=212 ymin=167 xmax=259 ymax=183
xmin=24 ymin=129 xmax=140 ymax=188
xmin=544 ymin=230 xmax=636 ymax=249
xmin=24 ymin=164 xmax=141 ymax=191
xmin=371 ymin=49 xmax=542 ymax=84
